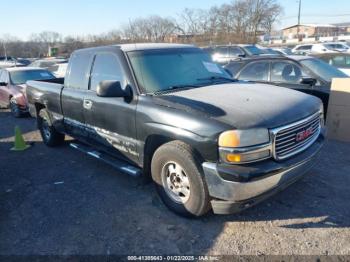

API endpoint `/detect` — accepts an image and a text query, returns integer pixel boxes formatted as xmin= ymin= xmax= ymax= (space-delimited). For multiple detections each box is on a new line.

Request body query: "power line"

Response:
xmin=281 ymin=13 xmax=350 ymax=20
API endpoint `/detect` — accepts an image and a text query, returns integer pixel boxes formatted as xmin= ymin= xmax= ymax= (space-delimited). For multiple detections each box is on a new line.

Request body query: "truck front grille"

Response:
xmin=274 ymin=113 xmax=321 ymax=160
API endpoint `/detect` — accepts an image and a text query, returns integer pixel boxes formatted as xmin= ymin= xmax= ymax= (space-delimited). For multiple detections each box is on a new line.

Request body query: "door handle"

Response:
xmin=83 ymin=99 xmax=93 ymax=110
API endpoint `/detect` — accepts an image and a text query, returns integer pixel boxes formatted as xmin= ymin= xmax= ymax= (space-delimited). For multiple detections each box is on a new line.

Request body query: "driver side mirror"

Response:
xmin=0 ymin=82 xmax=8 ymax=86
xmin=96 ymin=80 xmax=131 ymax=98
xmin=300 ymin=77 xmax=317 ymax=86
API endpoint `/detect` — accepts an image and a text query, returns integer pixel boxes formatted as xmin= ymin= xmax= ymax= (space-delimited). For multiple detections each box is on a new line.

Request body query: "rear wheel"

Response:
xmin=9 ymin=97 xmax=22 ymax=118
xmin=38 ymin=109 xmax=65 ymax=147
xmin=151 ymin=141 xmax=211 ymax=217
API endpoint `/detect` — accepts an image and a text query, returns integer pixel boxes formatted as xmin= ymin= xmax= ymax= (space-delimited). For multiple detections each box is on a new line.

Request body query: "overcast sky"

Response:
xmin=2 ymin=0 xmax=350 ymax=39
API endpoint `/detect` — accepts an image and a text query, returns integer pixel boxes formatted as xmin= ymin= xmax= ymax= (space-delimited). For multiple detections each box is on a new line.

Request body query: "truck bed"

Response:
xmin=26 ymin=78 xmax=65 ymax=117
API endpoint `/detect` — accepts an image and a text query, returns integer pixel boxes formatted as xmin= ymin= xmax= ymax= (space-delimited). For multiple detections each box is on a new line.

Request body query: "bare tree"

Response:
xmin=0 ymin=0 xmax=283 ymax=58
xmin=176 ymin=0 xmax=283 ymax=44
xmin=177 ymin=8 xmax=209 ymax=35
xmin=121 ymin=15 xmax=176 ymax=42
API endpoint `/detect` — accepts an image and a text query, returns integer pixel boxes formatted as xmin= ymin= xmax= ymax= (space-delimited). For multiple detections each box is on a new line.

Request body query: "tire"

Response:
xmin=38 ymin=109 xmax=65 ymax=147
xmin=151 ymin=141 xmax=211 ymax=217
xmin=9 ymin=97 xmax=22 ymax=118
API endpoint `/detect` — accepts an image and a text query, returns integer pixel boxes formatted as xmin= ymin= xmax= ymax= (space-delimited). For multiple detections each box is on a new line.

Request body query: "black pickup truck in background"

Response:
xmin=26 ymin=44 xmax=325 ymax=217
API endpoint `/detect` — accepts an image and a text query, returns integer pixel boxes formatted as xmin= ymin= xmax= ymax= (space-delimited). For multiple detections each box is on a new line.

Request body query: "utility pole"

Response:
xmin=2 ymin=42 xmax=7 ymax=58
xmin=297 ymin=0 xmax=302 ymax=40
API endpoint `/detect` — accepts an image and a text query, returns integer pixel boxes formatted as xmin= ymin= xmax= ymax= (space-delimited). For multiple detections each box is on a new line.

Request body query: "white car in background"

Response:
xmin=316 ymin=42 xmax=350 ymax=53
xmin=292 ymin=44 xmax=314 ymax=55
xmin=292 ymin=43 xmax=350 ymax=55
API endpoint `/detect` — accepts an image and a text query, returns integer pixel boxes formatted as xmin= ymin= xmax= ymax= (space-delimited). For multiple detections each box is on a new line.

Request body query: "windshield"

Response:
xmin=300 ymin=58 xmax=348 ymax=82
xmin=128 ymin=48 xmax=231 ymax=94
xmin=10 ymin=70 xmax=55 ymax=85
xmin=244 ymin=46 xmax=264 ymax=55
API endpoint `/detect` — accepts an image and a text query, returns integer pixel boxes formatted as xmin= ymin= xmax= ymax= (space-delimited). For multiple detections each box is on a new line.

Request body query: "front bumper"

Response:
xmin=202 ymin=134 xmax=325 ymax=214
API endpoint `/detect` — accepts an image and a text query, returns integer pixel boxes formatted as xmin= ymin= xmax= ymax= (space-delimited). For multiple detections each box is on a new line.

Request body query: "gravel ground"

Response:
xmin=0 ymin=108 xmax=350 ymax=256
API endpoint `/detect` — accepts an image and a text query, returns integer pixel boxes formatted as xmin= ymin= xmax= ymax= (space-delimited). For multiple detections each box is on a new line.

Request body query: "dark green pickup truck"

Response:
xmin=26 ymin=43 xmax=325 ymax=217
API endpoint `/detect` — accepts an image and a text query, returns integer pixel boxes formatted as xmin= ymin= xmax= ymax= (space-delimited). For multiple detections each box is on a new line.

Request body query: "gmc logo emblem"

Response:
xmin=296 ymin=127 xmax=313 ymax=142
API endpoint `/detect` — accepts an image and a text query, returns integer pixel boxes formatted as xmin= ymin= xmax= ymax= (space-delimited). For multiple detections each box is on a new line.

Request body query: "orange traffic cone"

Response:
xmin=10 ymin=126 xmax=30 ymax=151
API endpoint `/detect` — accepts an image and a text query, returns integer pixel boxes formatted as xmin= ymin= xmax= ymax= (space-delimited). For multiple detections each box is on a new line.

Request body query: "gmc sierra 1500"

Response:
xmin=26 ymin=43 xmax=325 ymax=217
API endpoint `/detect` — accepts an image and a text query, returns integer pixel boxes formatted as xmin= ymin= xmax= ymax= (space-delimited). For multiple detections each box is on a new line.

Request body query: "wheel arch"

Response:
xmin=142 ymin=134 xmax=205 ymax=179
xmin=34 ymin=102 xmax=46 ymax=118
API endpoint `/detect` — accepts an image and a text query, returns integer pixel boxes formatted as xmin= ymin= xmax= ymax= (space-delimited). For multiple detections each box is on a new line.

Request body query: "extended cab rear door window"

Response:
xmin=89 ymin=53 xmax=125 ymax=91
xmin=65 ymin=52 xmax=94 ymax=90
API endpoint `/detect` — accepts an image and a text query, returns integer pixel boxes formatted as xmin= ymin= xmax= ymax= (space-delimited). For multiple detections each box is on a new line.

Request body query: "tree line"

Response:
xmin=0 ymin=0 xmax=283 ymax=58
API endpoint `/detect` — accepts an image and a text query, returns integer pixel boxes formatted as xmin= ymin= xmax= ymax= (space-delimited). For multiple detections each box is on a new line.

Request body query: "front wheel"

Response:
xmin=151 ymin=141 xmax=211 ymax=217
xmin=38 ymin=109 xmax=65 ymax=147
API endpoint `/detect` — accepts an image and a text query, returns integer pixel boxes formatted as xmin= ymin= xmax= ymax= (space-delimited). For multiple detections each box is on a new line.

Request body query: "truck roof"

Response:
xmin=73 ymin=43 xmax=196 ymax=54
xmin=118 ymin=43 xmax=195 ymax=51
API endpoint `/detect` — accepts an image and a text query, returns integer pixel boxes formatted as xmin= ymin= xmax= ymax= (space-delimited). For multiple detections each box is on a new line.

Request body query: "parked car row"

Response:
xmin=202 ymin=44 xmax=268 ymax=64
xmin=223 ymin=54 xmax=348 ymax=112
xmin=292 ymin=42 xmax=350 ymax=55
xmin=203 ymin=42 xmax=350 ymax=77
xmin=0 ymin=56 xmax=69 ymax=78
xmin=22 ymin=43 xmax=326 ymax=217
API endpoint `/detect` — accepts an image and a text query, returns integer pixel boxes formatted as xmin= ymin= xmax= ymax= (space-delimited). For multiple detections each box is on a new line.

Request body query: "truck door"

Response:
xmin=61 ymin=51 xmax=94 ymax=138
xmin=83 ymin=52 xmax=139 ymax=164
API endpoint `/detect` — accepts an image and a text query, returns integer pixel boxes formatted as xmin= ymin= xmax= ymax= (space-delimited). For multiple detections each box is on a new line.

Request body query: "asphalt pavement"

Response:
xmin=1 ymin=109 xmax=349 ymax=255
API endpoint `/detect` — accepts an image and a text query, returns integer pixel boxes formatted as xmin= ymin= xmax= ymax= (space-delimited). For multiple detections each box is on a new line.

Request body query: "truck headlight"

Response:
xmin=218 ymin=129 xmax=271 ymax=164
xmin=219 ymin=129 xmax=269 ymax=148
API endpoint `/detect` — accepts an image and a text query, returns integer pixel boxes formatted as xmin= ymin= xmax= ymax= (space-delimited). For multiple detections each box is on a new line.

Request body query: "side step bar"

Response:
xmin=70 ymin=143 xmax=142 ymax=177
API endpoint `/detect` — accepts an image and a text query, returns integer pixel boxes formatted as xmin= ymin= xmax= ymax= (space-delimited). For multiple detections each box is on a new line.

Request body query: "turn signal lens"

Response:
xmin=222 ymin=150 xmax=271 ymax=164
xmin=218 ymin=131 xmax=240 ymax=147
xmin=226 ymin=153 xmax=241 ymax=162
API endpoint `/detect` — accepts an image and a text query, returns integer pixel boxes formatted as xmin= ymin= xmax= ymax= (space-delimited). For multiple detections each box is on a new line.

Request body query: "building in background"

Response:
xmin=282 ymin=24 xmax=348 ymax=39
xmin=333 ymin=22 xmax=350 ymax=34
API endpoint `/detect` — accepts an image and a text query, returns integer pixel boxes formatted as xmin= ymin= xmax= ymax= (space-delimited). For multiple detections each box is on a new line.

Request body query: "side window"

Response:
xmin=271 ymin=61 xmax=304 ymax=84
xmin=229 ymin=47 xmax=244 ymax=57
xmin=66 ymin=52 xmax=93 ymax=90
xmin=90 ymin=53 xmax=125 ymax=92
xmin=0 ymin=71 xmax=4 ymax=83
xmin=239 ymin=61 xmax=269 ymax=81
xmin=297 ymin=45 xmax=311 ymax=51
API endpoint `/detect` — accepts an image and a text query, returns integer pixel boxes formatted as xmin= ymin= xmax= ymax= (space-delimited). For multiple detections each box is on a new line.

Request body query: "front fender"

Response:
xmin=141 ymin=122 xmax=219 ymax=162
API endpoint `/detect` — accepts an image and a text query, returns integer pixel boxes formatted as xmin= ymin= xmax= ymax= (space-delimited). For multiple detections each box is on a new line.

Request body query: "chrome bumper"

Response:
xmin=202 ymin=136 xmax=324 ymax=214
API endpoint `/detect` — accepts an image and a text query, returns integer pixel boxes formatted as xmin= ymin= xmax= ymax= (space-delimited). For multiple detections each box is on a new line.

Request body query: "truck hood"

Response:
xmin=155 ymin=82 xmax=322 ymax=129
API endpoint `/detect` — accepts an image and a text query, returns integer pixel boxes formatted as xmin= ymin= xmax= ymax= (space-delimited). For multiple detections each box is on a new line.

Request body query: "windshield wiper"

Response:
xmin=168 ymin=84 xmax=202 ymax=90
xmin=152 ymin=84 xmax=203 ymax=95
xmin=197 ymin=76 xmax=238 ymax=83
